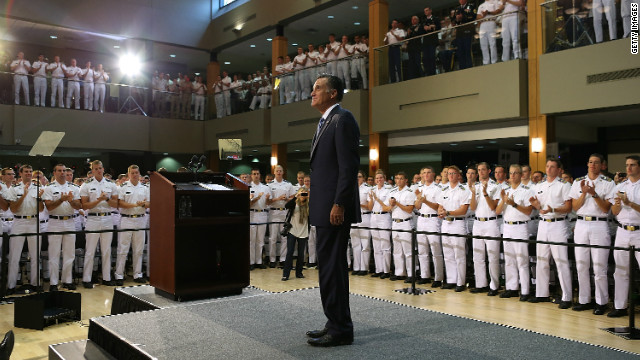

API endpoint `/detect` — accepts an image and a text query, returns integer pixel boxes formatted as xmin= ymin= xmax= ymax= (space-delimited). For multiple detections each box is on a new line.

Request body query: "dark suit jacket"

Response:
xmin=309 ymin=104 xmax=361 ymax=227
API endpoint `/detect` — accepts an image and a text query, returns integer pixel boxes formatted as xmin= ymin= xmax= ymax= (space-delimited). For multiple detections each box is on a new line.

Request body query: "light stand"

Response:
xmin=118 ymin=84 xmax=148 ymax=116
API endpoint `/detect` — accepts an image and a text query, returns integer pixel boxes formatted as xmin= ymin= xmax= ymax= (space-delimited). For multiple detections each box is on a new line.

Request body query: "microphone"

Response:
xmin=196 ymin=155 xmax=207 ymax=171
xmin=187 ymin=155 xmax=198 ymax=169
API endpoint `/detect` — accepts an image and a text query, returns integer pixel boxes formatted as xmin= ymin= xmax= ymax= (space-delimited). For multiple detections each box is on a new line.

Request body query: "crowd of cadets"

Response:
xmin=0 ymin=160 xmax=150 ymax=295
xmin=247 ymin=155 xmax=640 ymax=318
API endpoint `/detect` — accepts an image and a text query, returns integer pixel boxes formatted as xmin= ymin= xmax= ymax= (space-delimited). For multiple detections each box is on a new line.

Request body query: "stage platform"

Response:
xmin=57 ymin=287 xmax=637 ymax=360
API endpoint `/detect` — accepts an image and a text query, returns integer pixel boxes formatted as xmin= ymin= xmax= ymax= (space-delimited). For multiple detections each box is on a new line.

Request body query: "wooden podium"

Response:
xmin=149 ymin=171 xmax=249 ymax=301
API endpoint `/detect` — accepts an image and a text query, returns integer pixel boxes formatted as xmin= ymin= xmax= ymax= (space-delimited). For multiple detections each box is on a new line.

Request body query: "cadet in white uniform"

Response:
xmin=115 ymin=165 xmax=150 ymax=284
xmin=93 ymin=64 xmax=109 ymax=113
xmin=43 ymin=164 xmax=82 ymax=291
xmin=81 ymin=61 xmax=95 ymax=111
xmin=31 ymin=54 xmax=48 ymax=107
xmin=325 ymin=34 xmax=341 ymax=77
xmin=496 ymin=164 xmax=534 ymax=301
xmin=437 ymin=165 xmax=471 ymax=291
xmin=608 ymin=155 xmax=640 ymax=317
xmin=350 ymin=171 xmax=373 ymax=275
xmin=529 ymin=159 xmax=573 ymax=308
xmin=267 ymin=165 xmax=295 ymax=267
xmin=213 ymin=75 xmax=224 ymax=118
xmin=274 ymin=56 xmax=287 ymax=105
xmin=10 ymin=51 xmax=31 ymax=105
xmin=0 ymin=169 xmax=16 ymax=277
xmin=414 ymin=166 xmax=444 ymax=286
xmin=80 ymin=160 xmax=119 ymax=288
xmin=64 ymin=59 xmax=82 ymax=109
xmin=592 ymin=0 xmax=617 ymax=43
xmin=469 ymin=162 xmax=502 ymax=295
xmin=193 ymin=76 xmax=207 ymax=120
xmin=303 ymin=175 xmax=318 ymax=267
xmin=5 ymin=165 xmax=44 ymax=294
xmin=389 ymin=172 xmax=416 ymax=281
xmin=370 ymin=171 xmax=392 ymax=278
xmin=334 ymin=36 xmax=352 ymax=90
xmin=501 ymin=0 xmax=524 ymax=62
xmin=222 ymin=71 xmax=232 ymax=116
xmin=293 ymin=47 xmax=309 ymax=101
xmin=249 ymin=168 xmax=270 ymax=269
xmin=350 ymin=35 xmax=368 ymax=89
xmin=305 ymin=44 xmax=319 ymax=86
xmin=477 ymin=0 xmax=503 ymax=65
xmin=569 ymin=154 xmax=616 ymax=314
xmin=47 ymin=56 xmax=65 ymax=108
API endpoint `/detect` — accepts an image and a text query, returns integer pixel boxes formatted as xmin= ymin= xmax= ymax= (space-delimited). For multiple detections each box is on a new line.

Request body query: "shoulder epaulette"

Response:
xmin=268 ymin=180 xmax=275 ymax=184
xmin=460 ymin=185 xmax=466 ymax=190
xmin=575 ymin=176 xmax=585 ymax=181
xmin=600 ymin=175 xmax=613 ymax=182
xmin=558 ymin=178 xmax=567 ymax=184
xmin=522 ymin=185 xmax=530 ymax=190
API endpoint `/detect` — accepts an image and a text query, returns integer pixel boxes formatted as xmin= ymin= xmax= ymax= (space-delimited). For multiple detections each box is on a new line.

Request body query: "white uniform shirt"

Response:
xmin=1 ymin=183 xmax=14 ymax=219
xmin=354 ymin=42 xmax=368 ymax=57
xmin=293 ymin=54 xmax=307 ymax=70
xmin=337 ymin=44 xmax=351 ymax=59
xmin=10 ymin=59 xmax=30 ymax=75
xmin=357 ymin=183 xmax=371 ymax=214
xmin=231 ymin=80 xmax=243 ymax=94
xmin=193 ymin=82 xmax=207 ymax=95
xmin=95 ymin=70 xmax=109 ymax=83
xmin=326 ymin=41 xmax=341 ymax=61
xmin=268 ymin=179 xmax=295 ymax=209
xmin=615 ymin=179 xmax=640 ymax=225
xmin=437 ymin=183 xmax=472 ymax=212
xmin=47 ymin=62 xmax=66 ymax=78
xmin=390 ymin=186 xmax=416 ymax=220
xmin=306 ymin=51 xmax=319 ymax=67
xmin=503 ymin=183 xmax=535 ymax=222
xmin=473 ymin=180 xmax=502 ymax=218
xmin=222 ymin=76 xmax=232 ymax=92
xmin=384 ymin=28 xmax=406 ymax=45
xmin=533 ymin=177 xmax=571 ymax=220
xmin=417 ymin=183 xmax=441 ymax=215
xmin=66 ymin=66 xmax=82 ymax=81
xmin=6 ymin=182 xmax=39 ymax=216
xmin=79 ymin=177 xmax=118 ymax=213
xmin=569 ymin=174 xmax=616 ymax=217
xmin=250 ymin=182 xmax=270 ymax=211
xmin=372 ymin=186 xmax=391 ymax=213
xmin=275 ymin=64 xmax=285 ymax=76
xmin=118 ymin=181 xmax=150 ymax=216
xmin=32 ymin=61 xmax=48 ymax=77
xmin=478 ymin=0 xmax=498 ymax=21
xmin=81 ymin=68 xmax=95 ymax=82
xmin=42 ymin=180 xmax=81 ymax=216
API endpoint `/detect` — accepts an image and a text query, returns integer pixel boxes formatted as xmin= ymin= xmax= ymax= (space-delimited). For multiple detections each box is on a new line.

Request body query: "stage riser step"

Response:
xmin=49 ymin=339 xmax=116 ymax=360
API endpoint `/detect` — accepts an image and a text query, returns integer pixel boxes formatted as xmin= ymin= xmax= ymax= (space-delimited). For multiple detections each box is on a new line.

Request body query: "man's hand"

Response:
xmin=330 ymin=204 xmax=344 ymax=226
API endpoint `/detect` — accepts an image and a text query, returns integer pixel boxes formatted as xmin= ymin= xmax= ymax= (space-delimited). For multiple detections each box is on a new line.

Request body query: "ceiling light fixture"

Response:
xmin=113 ymin=45 xmax=120 ymax=49
xmin=354 ymin=22 xmax=361 ymax=25
xmin=352 ymin=6 xmax=359 ymax=9
xmin=224 ymin=61 xmax=231 ymax=65
xmin=250 ymin=44 xmax=256 ymax=48
xmin=169 ymin=54 xmax=176 ymax=58
xmin=292 ymin=43 xmax=298 ymax=46
xmin=50 ymin=35 xmax=58 ymax=39
xmin=266 ymin=38 xmax=272 ymax=41
xmin=328 ymin=15 xmax=334 ymax=19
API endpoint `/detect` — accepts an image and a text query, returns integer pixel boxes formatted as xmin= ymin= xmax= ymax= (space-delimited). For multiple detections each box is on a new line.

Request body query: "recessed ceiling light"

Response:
xmin=476 ymin=146 xmax=484 ymax=149
xmin=352 ymin=6 xmax=359 ymax=9
xmin=169 ymin=54 xmax=176 ymax=58
xmin=295 ymin=149 xmax=300 ymax=152
xmin=450 ymin=143 xmax=458 ymax=146
xmin=354 ymin=22 xmax=361 ymax=25
xmin=266 ymin=38 xmax=272 ymax=41
xmin=50 ymin=35 xmax=58 ymax=39
xmin=252 ymin=149 xmax=258 ymax=152
xmin=195 ymin=72 xmax=200 ymax=76
xmin=113 ymin=45 xmax=120 ymax=49
xmin=489 ymin=140 xmax=497 ymax=144
xmin=292 ymin=43 xmax=298 ymax=46
xmin=328 ymin=15 xmax=334 ymax=19
xmin=224 ymin=61 xmax=231 ymax=65
xmin=163 ymin=152 xmax=169 ymax=155
xmin=515 ymin=143 xmax=524 ymax=146
xmin=359 ymin=144 xmax=364 ymax=147
xmin=250 ymin=44 xmax=256 ymax=48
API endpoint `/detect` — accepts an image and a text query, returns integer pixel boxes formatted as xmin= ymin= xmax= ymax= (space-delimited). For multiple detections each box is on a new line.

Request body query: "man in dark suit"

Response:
xmin=306 ymin=74 xmax=360 ymax=347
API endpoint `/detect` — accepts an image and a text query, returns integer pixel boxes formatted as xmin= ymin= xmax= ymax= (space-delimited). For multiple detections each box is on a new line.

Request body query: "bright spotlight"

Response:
xmin=119 ymin=54 xmax=142 ymax=76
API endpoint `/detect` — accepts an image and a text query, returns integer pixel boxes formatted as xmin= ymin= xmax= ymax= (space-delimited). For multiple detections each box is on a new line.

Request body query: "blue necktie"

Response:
xmin=312 ymin=117 xmax=325 ymax=146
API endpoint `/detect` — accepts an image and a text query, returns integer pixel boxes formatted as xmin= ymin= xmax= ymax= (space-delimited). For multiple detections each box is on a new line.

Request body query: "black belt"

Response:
xmin=392 ymin=218 xmax=412 ymax=223
xmin=419 ymin=214 xmax=438 ymax=218
xmin=250 ymin=209 xmax=268 ymax=212
xmin=40 ymin=220 xmax=48 ymax=224
xmin=361 ymin=211 xmax=372 ymax=215
xmin=270 ymin=208 xmax=286 ymax=211
xmin=474 ymin=216 xmax=497 ymax=222
xmin=14 ymin=215 xmax=37 ymax=219
xmin=49 ymin=215 xmax=74 ymax=220
xmin=372 ymin=211 xmax=388 ymax=215
xmin=497 ymin=215 xmax=503 ymax=219
xmin=541 ymin=217 xmax=566 ymax=223
xmin=121 ymin=214 xmax=145 ymax=218
xmin=88 ymin=212 xmax=112 ymax=216
xmin=577 ymin=216 xmax=608 ymax=222
xmin=444 ymin=217 xmax=466 ymax=222
xmin=505 ymin=220 xmax=528 ymax=225
xmin=619 ymin=224 xmax=640 ymax=231
xmin=2 ymin=217 xmax=13 ymax=221
xmin=530 ymin=215 xmax=540 ymax=220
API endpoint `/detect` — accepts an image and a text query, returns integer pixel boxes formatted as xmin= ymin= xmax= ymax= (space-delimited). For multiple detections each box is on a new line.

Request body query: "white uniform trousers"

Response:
xmin=94 ymin=84 xmax=106 ymax=112
xmin=7 ymin=218 xmax=40 ymax=289
xmin=503 ymin=223 xmax=530 ymax=294
xmin=194 ymin=94 xmax=206 ymax=120
xmin=416 ymin=216 xmax=444 ymax=281
xmin=214 ymin=93 xmax=224 ymax=118
xmin=308 ymin=225 xmax=317 ymax=263
xmin=250 ymin=212 xmax=268 ymax=265
xmin=574 ymin=220 xmax=610 ymax=305
xmin=66 ymin=81 xmax=81 ymax=109
xmin=223 ymin=91 xmax=231 ymax=115
xmin=441 ymin=219 xmax=468 ymax=286
xmin=370 ymin=214 xmax=391 ymax=274
xmin=621 ymin=0 xmax=634 ymax=37
xmin=13 ymin=74 xmax=29 ymax=105
xmin=613 ymin=226 xmax=640 ymax=309
xmin=83 ymin=215 xmax=114 ymax=282
xmin=392 ymin=220 xmax=413 ymax=276
xmin=181 ymin=94 xmax=192 ymax=119
xmin=336 ymin=60 xmax=351 ymax=90
xmin=278 ymin=77 xmax=287 ymax=105
xmin=326 ymin=60 xmax=337 ymax=77
xmin=593 ymin=0 xmax=617 ymax=42
xmin=33 ymin=76 xmax=47 ymax=106
xmin=349 ymin=215 xmax=371 ymax=272
xmin=295 ymin=70 xmax=309 ymax=101
xmin=535 ymin=220 xmax=572 ymax=301
xmin=269 ymin=210 xmax=287 ymax=263
xmin=83 ymin=82 xmax=94 ymax=110
xmin=51 ymin=78 xmax=64 ymax=108
xmin=0 ymin=219 xmax=11 ymax=269
xmin=501 ymin=15 xmax=522 ymax=62
xmin=350 ymin=57 xmax=368 ymax=89
xmin=115 ymin=216 xmax=146 ymax=280
xmin=479 ymin=21 xmax=498 ymax=65
xmin=47 ymin=218 xmax=76 ymax=286
xmin=472 ymin=219 xmax=501 ymax=290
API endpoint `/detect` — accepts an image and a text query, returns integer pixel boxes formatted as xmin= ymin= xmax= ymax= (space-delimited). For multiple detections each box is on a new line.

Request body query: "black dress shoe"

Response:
xmin=250 ymin=264 xmax=256 ymax=271
xmin=487 ymin=289 xmax=499 ymax=296
xmin=500 ymin=290 xmax=518 ymax=298
xmin=397 ymin=276 xmax=407 ymax=281
xmin=103 ymin=280 xmax=116 ymax=286
xmin=358 ymin=271 xmax=368 ymax=276
xmin=281 ymin=276 xmax=288 ymax=281
xmin=5 ymin=288 xmax=15 ymax=295
xmin=49 ymin=284 xmax=58 ymax=292
xmin=572 ymin=302 xmax=594 ymax=311
xmin=371 ymin=272 xmax=381 ymax=278
xmin=416 ymin=278 xmax=428 ymax=285
xmin=134 ymin=277 xmax=147 ymax=284
xmin=115 ymin=279 xmax=124 ymax=286
xmin=607 ymin=308 xmax=628 ymax=318
xmin=593 ymin=304 xmax=607 ymax=315
xmin=380 ymin=273 xmax=390 ymax=279
xmin=404 ymin=277 xmax=414 ymax=283
xmin=441 ymin=283 xmax=455 ymax=289
xmin=62 ymin=283 xmax=76 ymax=290
xmin=307 ymin=334 xmax=353 ymax=347
xmin=558 ymin=301 xmax=572 ymax=309
xmin=455 ymin=285 xmax=466 ymax=292
xmin=0 ymin=330 xmax=15 ymax=360
xmin=389 ymin=275 xmax=398 ymax=281
xmin=306 ymin=328 xmax=328 ymax=338
xmin=82 ymin=282 xmax=94 ymax=289
xmin=259 ymin=264 xmax=267 ymax=269
xmin=431 ymin=280 xmax=442 ymax=288
xmin=528 ymin=296 xmax=551 ymax=303
xmin=470 ymin=286 xmax=489 ymax=294
xmin=519 ymin=294 xmax=531 ymax=302
xmin=269 ymin=262 xmax=276 ymax=268
xmin=296 ymin=274 xmax=305 ymax=278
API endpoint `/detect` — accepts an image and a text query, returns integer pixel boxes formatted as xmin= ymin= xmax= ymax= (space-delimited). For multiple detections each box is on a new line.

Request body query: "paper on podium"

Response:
xmin=29 ymin=131 xmax=65 ymax=157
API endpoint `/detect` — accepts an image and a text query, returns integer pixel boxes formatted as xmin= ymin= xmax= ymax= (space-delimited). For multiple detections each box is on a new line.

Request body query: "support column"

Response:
xmin=368 ymin=0 xmax=389 ymax=176
xmin=207 ymin=52 xmax=220 ymax=120
xmin=271 ymin=27 xmax=288 ymax=107
xmin=527 ymin=0 xmax=554 ymax=171
xmin=271 ymin=143 xmax=287 ymax=176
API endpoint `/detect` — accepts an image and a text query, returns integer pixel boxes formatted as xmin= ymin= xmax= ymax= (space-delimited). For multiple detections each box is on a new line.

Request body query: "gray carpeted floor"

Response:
xmin=117 ymin=285 xmax=269 ymax=308
xmin=94 ymin=288 xmax=638 ymax=359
